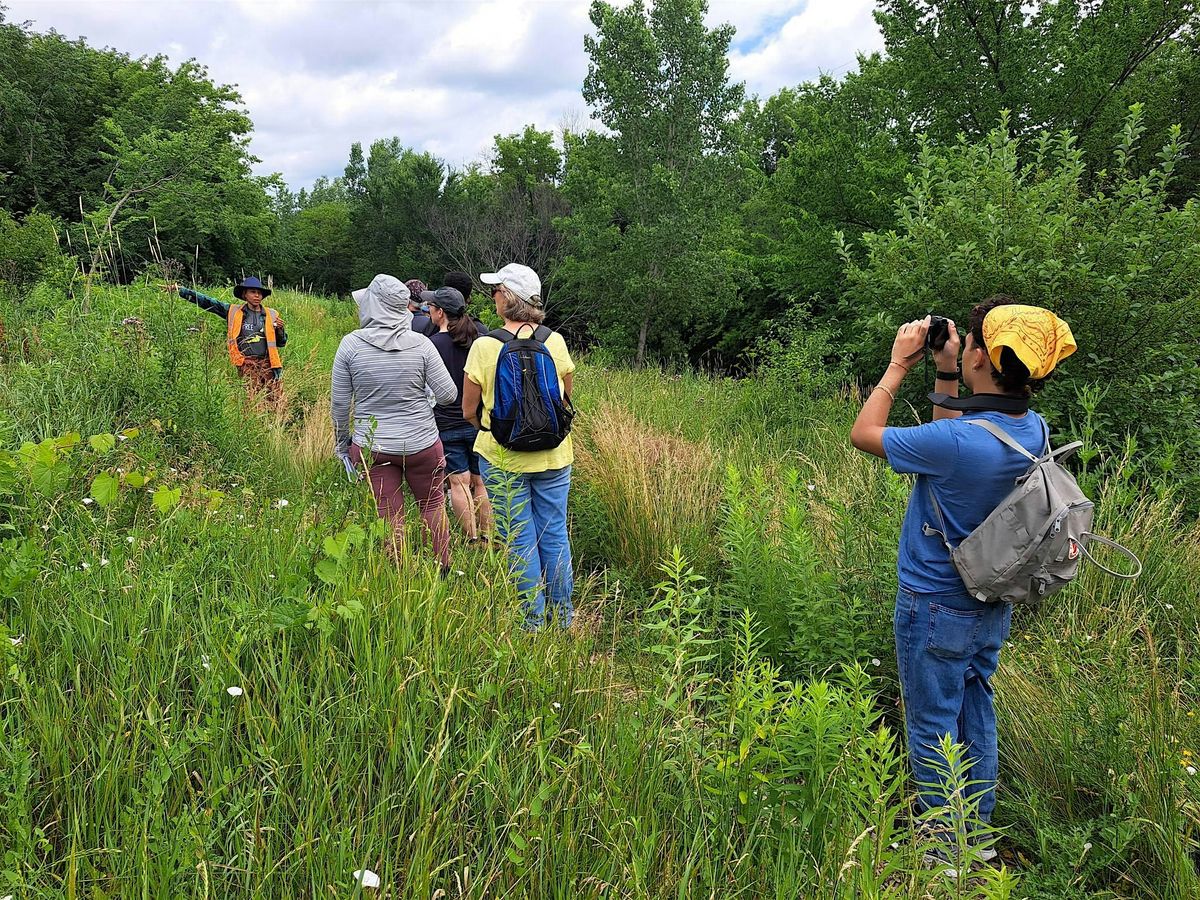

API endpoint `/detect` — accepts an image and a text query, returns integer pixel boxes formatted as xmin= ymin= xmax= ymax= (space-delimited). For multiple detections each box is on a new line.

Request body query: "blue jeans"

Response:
xmin=479 ymin=459 xmax=574 ymax=629
xmin=894 ymin=587 xmax=1012 ymax=824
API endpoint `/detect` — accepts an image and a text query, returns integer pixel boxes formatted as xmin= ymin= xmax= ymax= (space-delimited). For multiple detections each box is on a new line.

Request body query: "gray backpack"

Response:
xmin=924 ymin=419 xmax=1142 ymax=605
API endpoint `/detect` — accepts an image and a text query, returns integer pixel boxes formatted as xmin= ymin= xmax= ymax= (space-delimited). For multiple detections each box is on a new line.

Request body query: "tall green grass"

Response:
xmin=1 ymin=279 xmax=1197 ymax=898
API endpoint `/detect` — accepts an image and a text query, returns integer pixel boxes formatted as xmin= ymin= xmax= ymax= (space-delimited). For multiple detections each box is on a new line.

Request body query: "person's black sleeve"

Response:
xmin=179 ymin=288 xmax=231 ymax=319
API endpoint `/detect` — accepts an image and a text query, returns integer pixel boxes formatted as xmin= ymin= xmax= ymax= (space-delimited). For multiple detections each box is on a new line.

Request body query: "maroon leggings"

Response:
xmin=350 ymin=442 xmax=450 ymax=568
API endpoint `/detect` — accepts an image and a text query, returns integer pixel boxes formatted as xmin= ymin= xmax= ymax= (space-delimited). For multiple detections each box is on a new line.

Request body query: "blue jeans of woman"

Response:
xmin=894 ymin=587 xmax=1012 ymax=824
xmin=479 ymin=459 xmax=574 ymax=629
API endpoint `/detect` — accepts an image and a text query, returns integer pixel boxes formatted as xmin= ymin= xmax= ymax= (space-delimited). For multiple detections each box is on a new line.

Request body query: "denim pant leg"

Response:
xmin=894 ymin=588 xmax=1011 ymax=824
xmin=527 ymin=466 xmax=574 ymax=628
xmin=480 ymin=459 xmax=545 ymax=624
xmin=959 ymin=601 xmax=1010 ymax=822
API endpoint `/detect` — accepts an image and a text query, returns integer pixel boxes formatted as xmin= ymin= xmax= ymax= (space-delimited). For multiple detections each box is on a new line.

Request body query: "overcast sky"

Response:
xmin=5 ymin=0 xmax=884 ymax=190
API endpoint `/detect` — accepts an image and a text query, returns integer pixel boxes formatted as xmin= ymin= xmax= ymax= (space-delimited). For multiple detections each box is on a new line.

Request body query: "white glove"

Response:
xmin=337 ymin=452 xmax=360 ymax=483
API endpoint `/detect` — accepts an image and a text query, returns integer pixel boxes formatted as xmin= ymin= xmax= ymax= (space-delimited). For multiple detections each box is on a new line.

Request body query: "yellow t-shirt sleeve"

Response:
xmin=547 ymin=332 xmax=576 ymax=377
xmin=463 ymin=338 xmax=489 ymax=387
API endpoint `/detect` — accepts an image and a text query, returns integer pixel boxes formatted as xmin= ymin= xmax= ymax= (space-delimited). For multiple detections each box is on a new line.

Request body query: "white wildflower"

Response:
xmin=100 ymin=558 xmax=110 ymax=566
xmin=201 ymin=654 xmax=211 ymax=671
xmin=274 ymin=498 xmax=289 ymax=509
xmin=1188 ymin=766 xmax=1196 ymax=776
xmin=871 ymin=658 xmax=881 ymax=667
xmin=226 ymin=686 xmax=244 ymax=697
xmin=126 ymin=535 xmax=135 ymax=544
xmin=41 ymin=524 xmax=49 ymax=532
xmin=1166 ymin=604 xmax=1175 ymax=610
xmin=352 ymin=869 xmax=381 ymax=889
xmin=552 ymin=702 xmax=561 ymax=710
xmin=9 ymin=635 xmax=23 ymax=647
xmin=80 ymin=562 xmax=91 ymax=570
xmin=807 ymin=483 xmax=816 ymax=492
xmin=82 ymin=497 xmax=94 ymax=506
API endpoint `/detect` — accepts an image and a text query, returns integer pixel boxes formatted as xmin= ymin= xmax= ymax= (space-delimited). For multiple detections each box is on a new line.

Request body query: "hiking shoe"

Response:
xmin=975 ymin=845 xmax=999 ymax=864
xmin=921 ymin=849 xmax=959 ymax=879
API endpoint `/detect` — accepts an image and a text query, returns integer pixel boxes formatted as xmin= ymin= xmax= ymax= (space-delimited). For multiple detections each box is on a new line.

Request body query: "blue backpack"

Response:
xmin=484 ymin=325 xmax=575 ymax=451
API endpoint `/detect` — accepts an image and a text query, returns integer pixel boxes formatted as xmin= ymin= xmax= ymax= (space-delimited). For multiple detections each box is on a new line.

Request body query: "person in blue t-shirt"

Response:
xmin=851 ymin=295 xmax=1077 ymax=849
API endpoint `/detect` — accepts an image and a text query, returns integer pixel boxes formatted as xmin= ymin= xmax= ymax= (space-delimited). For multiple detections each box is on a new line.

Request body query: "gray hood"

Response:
xmin=351 ymin=274 xmax=414 ymax=351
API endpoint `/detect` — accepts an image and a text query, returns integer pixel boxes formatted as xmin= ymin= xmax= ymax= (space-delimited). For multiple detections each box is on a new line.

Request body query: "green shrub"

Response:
xmin=0 ymin=211 xmax=69 ymax=289
xmin=837 ymin=109 xmax=1200 ymax=502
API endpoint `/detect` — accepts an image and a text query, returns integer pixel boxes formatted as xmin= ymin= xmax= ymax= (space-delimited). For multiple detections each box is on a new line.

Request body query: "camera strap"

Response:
xmin=929 ymin=392 xmax=1030 ymax=414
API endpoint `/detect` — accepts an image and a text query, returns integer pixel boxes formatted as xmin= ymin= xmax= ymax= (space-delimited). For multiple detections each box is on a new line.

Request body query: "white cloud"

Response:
xmin=729 ymin=0 xmax=884 ymax=96
xmin=441 ymin=0 xmax=536 ymax=72
xmin=4 ymin=0 xmax=883 ymax=187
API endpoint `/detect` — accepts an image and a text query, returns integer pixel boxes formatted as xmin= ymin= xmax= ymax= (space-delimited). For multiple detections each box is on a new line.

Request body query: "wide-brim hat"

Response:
xmin=234 ymin=276 xmax=272 ymax=299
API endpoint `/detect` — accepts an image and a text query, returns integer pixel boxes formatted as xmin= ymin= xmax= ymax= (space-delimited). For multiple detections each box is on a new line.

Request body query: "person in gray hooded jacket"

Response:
xmin=332 ymin=274 xmax=458 ymax=572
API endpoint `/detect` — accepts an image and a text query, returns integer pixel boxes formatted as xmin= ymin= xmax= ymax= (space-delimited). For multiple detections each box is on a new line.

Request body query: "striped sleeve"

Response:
xmin=330 ymin=339 xmax=355 ymax=454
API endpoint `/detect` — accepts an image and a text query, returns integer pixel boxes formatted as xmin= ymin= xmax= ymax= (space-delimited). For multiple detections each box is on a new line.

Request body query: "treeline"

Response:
xmin=1 ymin=0 xmax=1198 ymax=492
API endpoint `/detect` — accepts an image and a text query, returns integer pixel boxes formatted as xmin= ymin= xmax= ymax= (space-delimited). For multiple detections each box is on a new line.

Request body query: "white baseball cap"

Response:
xmin=480 ymin=263 xmax=542 ymax=307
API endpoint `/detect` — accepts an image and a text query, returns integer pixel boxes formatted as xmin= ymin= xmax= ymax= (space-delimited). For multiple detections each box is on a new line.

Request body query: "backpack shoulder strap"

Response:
xmin=965 ymin=418 xmax=1039 ymax=462
xmin=532 ymin=325 xmax=552 ymax=343
xmin=921 ymin=482 xmax=956 ymax=554
xmin=487 ymin=327 xmax=515 ymax=343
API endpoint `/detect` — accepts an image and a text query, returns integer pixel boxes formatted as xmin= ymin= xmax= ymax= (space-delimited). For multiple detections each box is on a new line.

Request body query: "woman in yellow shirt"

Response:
xmin=462 ymin=264 xmax=575 ymax=629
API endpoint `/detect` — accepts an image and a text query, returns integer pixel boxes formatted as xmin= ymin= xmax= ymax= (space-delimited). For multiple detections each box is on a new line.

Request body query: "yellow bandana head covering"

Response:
xmin=982 ymin=305 xmax=1077 ymax=380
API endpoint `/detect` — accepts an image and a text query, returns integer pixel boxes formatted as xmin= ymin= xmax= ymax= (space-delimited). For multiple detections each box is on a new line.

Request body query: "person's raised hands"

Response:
xmin=933 ymin=318 xmax=961 ymax=371
xmin=890 ymin=316 xmax=930 ymax=370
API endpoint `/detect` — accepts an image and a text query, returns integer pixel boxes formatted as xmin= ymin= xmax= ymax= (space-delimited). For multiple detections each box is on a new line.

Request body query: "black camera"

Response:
xmin=926 ymin=315 xmax=951 ymax=352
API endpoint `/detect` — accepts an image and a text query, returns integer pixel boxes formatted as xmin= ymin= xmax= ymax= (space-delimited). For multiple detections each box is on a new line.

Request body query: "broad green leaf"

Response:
xmin=54 ymin=432 xmax=81 ymax=450
xmin=322 ymin=535 xmax=344 ymax=561
xmin=30 ymin=459 xmax=70 ymax=497
xmin=88 ymin=433 xmax=116 ymax=454
xmin=314 ymin=558 xmax=341 ymax=585
xmin=119 ymin=427 xmax=140 ymax=440
xmin=151 ymin=486 xmax=181 ymax=514
xmin=89 ymin=472 xmax=120 ymax=507
xmin=123 ymin=471 xmax=149 ymax=488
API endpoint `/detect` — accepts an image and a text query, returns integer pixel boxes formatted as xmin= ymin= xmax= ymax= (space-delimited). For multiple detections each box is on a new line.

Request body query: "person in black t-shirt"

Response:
xmin=422 ymin=286 xmax=493 ymax=542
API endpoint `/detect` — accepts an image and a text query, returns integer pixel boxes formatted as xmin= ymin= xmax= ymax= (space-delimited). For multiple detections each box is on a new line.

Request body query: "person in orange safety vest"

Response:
xmin=164 ymin=276 xmax=288 ymax=410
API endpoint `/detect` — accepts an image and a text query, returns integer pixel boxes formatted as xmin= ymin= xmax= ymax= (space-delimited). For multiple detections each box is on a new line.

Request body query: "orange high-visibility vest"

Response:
xmin=227 ymin=303 xmax=283 ymax=369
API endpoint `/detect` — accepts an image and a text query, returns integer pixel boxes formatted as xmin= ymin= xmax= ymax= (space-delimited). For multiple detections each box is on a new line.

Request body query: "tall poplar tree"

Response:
xmin=560 ymin=0 xmax=745 ymax=365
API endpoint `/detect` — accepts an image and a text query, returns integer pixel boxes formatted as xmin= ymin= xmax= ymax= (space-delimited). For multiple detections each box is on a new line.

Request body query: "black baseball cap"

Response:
xmin=420 ymin=287 xmax=466 ymax=316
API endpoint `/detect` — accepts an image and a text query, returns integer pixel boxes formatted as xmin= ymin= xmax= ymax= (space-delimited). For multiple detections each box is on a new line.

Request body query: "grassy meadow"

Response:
xmin=1 ymin=280 xmax=1198 ymax=899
